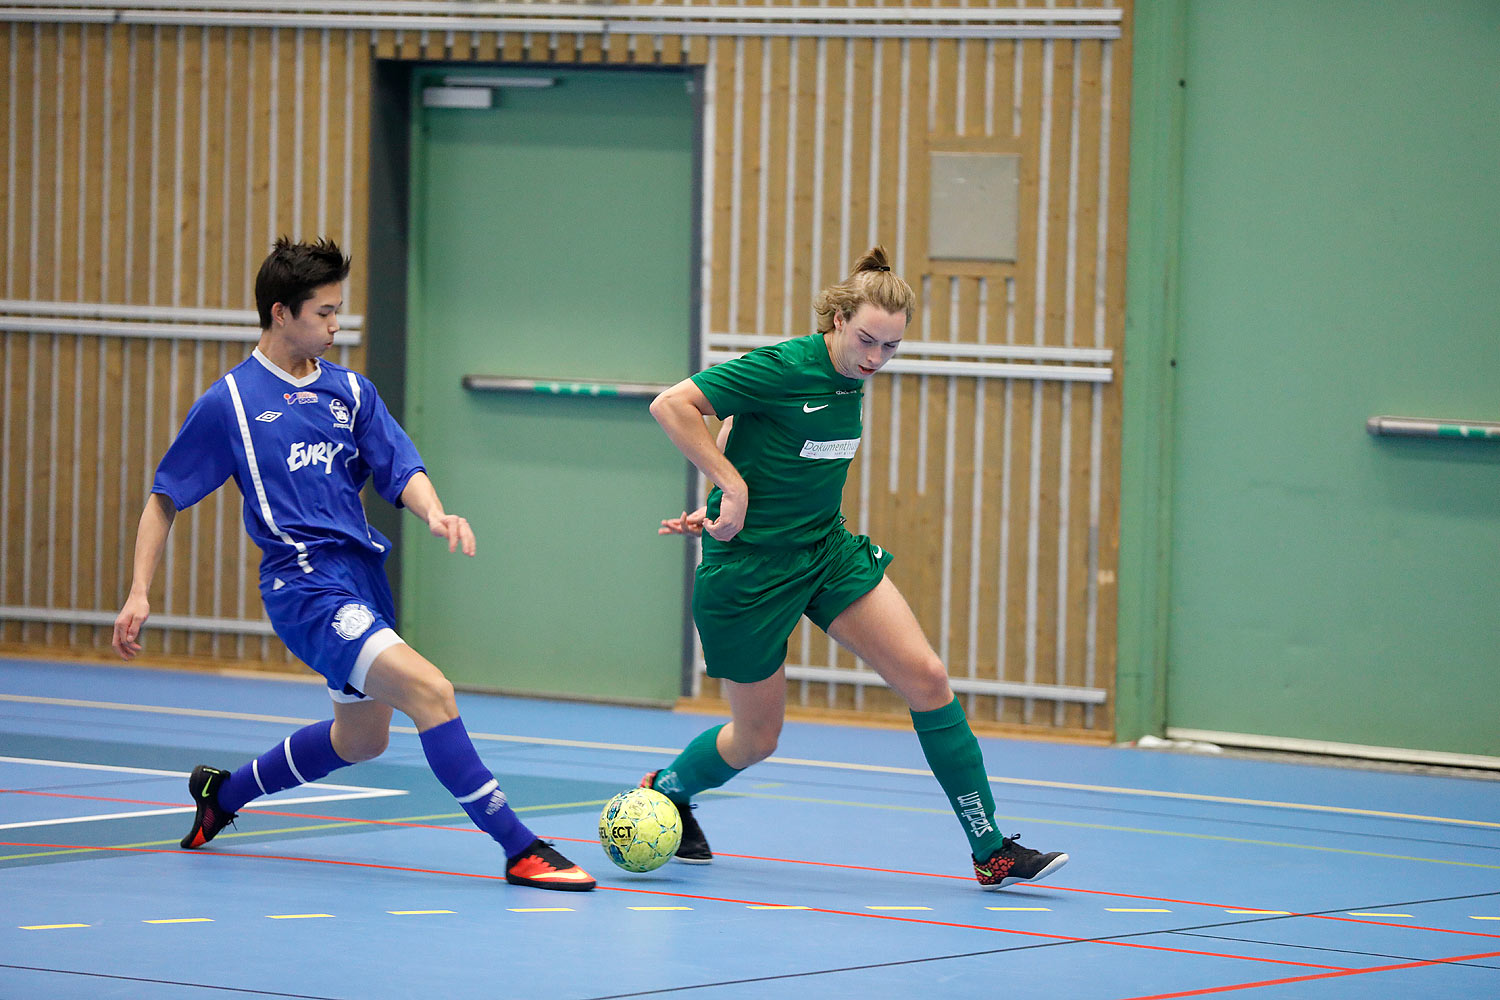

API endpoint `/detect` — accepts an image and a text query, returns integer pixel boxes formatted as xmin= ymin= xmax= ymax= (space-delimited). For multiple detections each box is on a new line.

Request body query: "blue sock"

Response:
xmin=218 ymin=719 xmax=352 ymax=814
xmin=419 ymin=716 xmax=536 ymax=859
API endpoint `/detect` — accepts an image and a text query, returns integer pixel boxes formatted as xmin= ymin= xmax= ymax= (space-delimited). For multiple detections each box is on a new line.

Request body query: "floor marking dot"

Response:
xmin=20 ymin=924 xmax=89 ymax=930
xmin=1107 ymin=908 xmax=1172 ymax=913
xmin=266 ymin=913 xmax=334 ymax=920
xmin=747 ymin=905 xmax=810 ymax=910
xmin=508 ymin=907 xmax=575 ymax=913
xmin=866 ymin=906 xmax=932 ymax=911
xmin=388 ymin=910 xmax=455 ymax=916
xmin=986 ymin=907 xmax=1051 ymax=912
xmin=629 ymin=906 xmax=693 ymax=911
xmin=143 ymin=918 xmax=213 ymax=924
xmin=1347 ymin=912 xmax=1413 ymax=918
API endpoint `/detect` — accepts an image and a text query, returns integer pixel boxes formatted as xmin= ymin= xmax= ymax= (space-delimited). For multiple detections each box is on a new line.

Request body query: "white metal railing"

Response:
xmin=0 ymin=300 xmax=363 ymax=346
xmin=781 ymin=664 xmax=1107 ymax=704
xmin=705 ymin=333 xmax=1114 ymax=384
xmin=0 ymin=606 xmax=277 ymax=635
xmin=0 ymin=2 xmax=1124 ymax=39
xmin=0 ymin=300 xmax=358 ymax=648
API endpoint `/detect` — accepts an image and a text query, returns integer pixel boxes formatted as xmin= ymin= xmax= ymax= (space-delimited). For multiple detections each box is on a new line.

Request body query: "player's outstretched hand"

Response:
xmin=659 ymin=506 xmax=708 ymax=536
xmin=428 ymin=512 xmax=476 ymax=556
xmin=112 ymin=596 xmax=150 ymax=660
xmin=704 ymin=490 xmax=746 ymax=542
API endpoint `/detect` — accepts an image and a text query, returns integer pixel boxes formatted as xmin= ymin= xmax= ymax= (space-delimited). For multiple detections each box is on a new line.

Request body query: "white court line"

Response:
xmin=0 ymin=693 xmax=1495 ymax=831
xmin=0 ymin=754 xmax=405 ymax=831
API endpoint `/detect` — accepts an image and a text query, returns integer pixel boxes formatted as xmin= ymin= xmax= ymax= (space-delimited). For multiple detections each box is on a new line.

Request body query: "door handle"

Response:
xmin=462 ymin=375 xmax=671 ymax=400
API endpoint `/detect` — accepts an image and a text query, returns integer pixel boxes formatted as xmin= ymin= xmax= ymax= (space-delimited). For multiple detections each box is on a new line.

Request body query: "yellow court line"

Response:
xmin=5 ymin=692 xmax=1494 ymax=830
xmin=866 ymin=905 xmax=932 ymax=911
xmin=20 ymin=923 xmax=89 ymax=930
xmin=143 ymin=917 xmax=213 ymax=924
xmin=1224 ymin=909 xmax=1291 ymax=915
xmin=1347 ymin=912 xmax=1414 ymax=918
xmin=388 ymin=910 xmax=454 ymax=916
xmin=986 ymin=907 xmax=1051 ymax=912
xmin=1107 ymin=908 xmax=1173 ymax=913
xmin=508 ymin=907 xmax=575 ymax=913
xmin=266 ymin=913 xmax=333 ymax=920
xmin=629 ymin=906 xmax=693 ymax=911
xmin=1472 ymin=916 xmax=1500 ymax=921
xmin=747 ymin=905 xmax=810 ymax=910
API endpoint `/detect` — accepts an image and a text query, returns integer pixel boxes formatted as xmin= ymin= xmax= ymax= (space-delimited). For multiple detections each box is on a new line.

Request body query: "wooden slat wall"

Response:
xmin=0 ymin=2 xmax=1130 ymax=736
xmin=0 ymin=22 xmax=368 ymax=670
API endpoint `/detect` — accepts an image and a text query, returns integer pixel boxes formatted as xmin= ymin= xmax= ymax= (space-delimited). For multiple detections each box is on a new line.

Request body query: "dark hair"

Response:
xmin=813 ymin=245 xmax=915 ymax=333
xmin=254 ymin=236 xmax=352 ymax=329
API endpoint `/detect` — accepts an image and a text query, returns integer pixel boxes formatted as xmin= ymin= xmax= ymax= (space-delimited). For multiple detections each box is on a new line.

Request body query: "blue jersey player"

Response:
xmin=112 ymin=237 xmax=594 ymax=891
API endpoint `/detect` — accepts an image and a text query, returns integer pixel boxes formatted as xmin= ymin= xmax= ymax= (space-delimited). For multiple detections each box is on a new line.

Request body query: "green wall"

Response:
xmin=1122 ymin=1 xmax=1500 ymax=754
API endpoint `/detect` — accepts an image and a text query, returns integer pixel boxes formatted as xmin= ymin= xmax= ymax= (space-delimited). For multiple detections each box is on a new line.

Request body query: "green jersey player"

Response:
xmin=642 ymin=246 xmax=1069 ymax=889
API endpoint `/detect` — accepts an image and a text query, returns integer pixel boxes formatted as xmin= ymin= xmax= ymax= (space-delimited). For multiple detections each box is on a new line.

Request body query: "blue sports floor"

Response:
xmin=2 ymin=657 xmax=1497 ymax=999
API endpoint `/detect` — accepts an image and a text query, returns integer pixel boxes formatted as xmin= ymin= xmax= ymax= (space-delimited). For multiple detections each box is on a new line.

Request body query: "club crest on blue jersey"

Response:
xmin=329 ymin=399 xmax=351 ymax=427
xmin=331 ymin=603 xmax=375 ymax=640
xmin=284 ymin=391 xmax=318 ymax=404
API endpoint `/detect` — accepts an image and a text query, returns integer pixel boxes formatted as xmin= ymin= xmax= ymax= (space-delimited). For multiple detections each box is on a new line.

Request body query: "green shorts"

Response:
xmin=692 ymin=528 xmax=893 ymax=684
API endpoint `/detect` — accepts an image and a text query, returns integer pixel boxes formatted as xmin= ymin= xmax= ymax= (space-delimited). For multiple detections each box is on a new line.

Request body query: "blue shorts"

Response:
xmin=261 ymin=554 xmax=405 ymax=703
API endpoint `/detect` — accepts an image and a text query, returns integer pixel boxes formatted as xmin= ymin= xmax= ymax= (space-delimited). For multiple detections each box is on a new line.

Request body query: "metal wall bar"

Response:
xmin=2 ymin=8 xmax=1121 ymax=41
xmin=10 ymin=2 xmax=1123 ymax=25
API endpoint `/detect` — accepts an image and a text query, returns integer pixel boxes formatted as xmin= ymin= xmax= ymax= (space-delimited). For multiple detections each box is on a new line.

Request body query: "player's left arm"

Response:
xmin=658 ymin=417 xmax=732 ymax=536
xmin=400 ymin=471 xmax=476 ymax=557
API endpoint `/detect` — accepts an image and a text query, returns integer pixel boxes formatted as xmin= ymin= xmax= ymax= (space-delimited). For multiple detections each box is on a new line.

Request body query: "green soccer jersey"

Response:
xmin=692 ymin=333 xmax=865 ymax=558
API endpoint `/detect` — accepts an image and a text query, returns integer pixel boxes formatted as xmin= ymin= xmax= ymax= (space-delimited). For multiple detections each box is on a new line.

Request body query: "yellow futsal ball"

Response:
xmin=598 ymin=787 xmax=683 ymax=873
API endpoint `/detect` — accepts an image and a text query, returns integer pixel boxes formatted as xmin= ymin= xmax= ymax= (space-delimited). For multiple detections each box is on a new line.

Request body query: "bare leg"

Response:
xmin=718 ymin=667 xmax=789 ymax=768
xmin=827 ymin=577 xmax=953 ymax=711
xmin=330 ymin=697 xmax=393 ymax=762
xmin=358 ymin=642 xmax=458 ymax=733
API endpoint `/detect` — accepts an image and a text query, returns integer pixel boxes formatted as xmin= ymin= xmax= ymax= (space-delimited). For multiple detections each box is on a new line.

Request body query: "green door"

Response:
xmin=403 ymin=66 xmax=695 ymax=704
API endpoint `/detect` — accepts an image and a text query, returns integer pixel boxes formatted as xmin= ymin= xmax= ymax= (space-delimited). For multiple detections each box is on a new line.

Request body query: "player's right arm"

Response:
xmin=113 ymin=384 xmax=234 ymax=659
xmin=112 ymin=492 xmax=177 ymax=660
xmin=650 ymin=381 xmax=747 ymax=541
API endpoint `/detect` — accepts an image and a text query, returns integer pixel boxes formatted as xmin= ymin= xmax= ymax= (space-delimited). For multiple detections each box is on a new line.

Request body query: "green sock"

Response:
xmin=651 ymin=724 xmax=742 ymax=805
xmin=911 ymin=698 xmax=1005 ymax=859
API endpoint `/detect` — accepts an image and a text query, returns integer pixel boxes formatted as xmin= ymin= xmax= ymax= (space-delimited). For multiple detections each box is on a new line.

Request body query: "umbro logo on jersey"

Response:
xmin=803 ymin=403 xmax=830 ymax=412
xmin=255 ymin=411 xmax=282 ymax=423
xmin=284 ymin=391 xmax=318 ymax=404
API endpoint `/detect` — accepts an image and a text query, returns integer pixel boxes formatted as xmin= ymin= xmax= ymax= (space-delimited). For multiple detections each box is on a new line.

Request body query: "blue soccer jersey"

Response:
xmin=152 ymin=349 xmax=425 ymax=587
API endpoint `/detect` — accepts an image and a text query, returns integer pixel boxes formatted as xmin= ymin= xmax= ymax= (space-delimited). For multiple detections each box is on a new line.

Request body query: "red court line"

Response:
xmin=11 ymin=791 xmax=1497 ymax=944
xmin=548 ymin=835 xmax=1500 ymax=943
xmin=1116 ymin=948 xmax=1500 ymax=1000
xmin=0 ymin=840 xmax=1347 ymax=971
